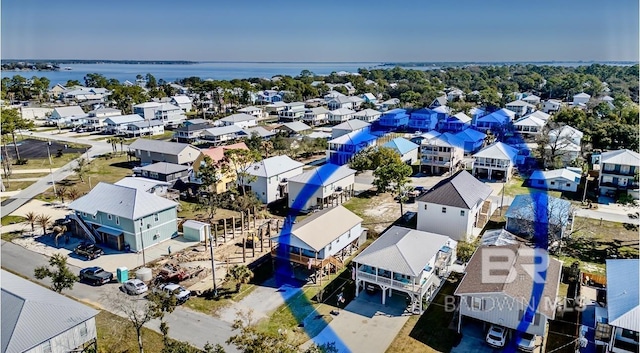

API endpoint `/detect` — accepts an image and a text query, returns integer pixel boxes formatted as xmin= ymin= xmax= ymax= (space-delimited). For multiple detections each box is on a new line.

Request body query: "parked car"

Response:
xmin=155 ymin=283 xmax=191 ymax=303
xmin=486 ymin=325 xmax=508 ymax=348
xmin=365 ymin=283 xmax=380 ymax=294
xmin=122 ymin=279 xmax=149 ymax=295
xmin=516 ymin=332 xmax=538 ymax=352
xmin=79 ymin=267 xmax=114 ymax=285
xmin=74 ymin=242 xmax=104 ymax=260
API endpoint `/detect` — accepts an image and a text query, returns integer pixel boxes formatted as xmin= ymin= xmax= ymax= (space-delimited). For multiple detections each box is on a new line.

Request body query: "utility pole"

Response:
xmin=209 ymin=228 xmax=218 ymax=296
xmin=139 ymin=225 xmax=147 ymax=266
xmin=499 ymin=178 xmax=506 ymax=216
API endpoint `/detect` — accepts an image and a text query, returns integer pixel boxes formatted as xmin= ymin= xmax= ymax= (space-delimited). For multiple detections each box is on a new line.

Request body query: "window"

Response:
xmin=472 ymin=297 xmax=482 ymax=310
xmin=92 ymin=214 xmax=96 ymax=219
xmin=566 ymin=183 xmax=571 ymax=187
xmin=82 ymin=212 xmax=86 ymax=217
xmin=154 ymin=213 xmax=159 ymax=222
xmin=147 ymin=151 xmax=151 ymax=157
xmin=621 ymin=165 xmax=630 ymax=174
xmin=460 ymin=210 xmax=465 ymax=216
xmin=107 ymin=214 xmax=112 ymax=220
xmin=604 ymin=163 xmax=614 ymax=171
xmin=550 ymin=181 xmax=555 ymax=185
xmin=442 ymin=207 xmax=447 ymax=213
xmin=80 ymin=322 xmax=88 ymax=337
xmin=424 ymin=204 xmax=428 ymax=210
xmin=116 ymin=216 xmax=120 ymax=225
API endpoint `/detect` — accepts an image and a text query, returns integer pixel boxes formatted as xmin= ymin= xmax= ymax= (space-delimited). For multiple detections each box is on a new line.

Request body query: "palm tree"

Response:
xmin=227 ymin=265 xmax=254 ymax=292
xmin=56 ymin=185 xmax=68 ymax=203
xmin=73 ymin=158 xmax=89 ymax=183
xmin=24 ymin=211 xmax=38 ymax=233
xmin=67 ymin=187 xmax=80 ymax=201
xmin=36 ymin=214 xmax=52 ymax=236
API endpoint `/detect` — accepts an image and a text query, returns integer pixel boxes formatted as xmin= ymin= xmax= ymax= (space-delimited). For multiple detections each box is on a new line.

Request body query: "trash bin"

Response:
xmin=116 ymin=267 xmax=129 ymax=283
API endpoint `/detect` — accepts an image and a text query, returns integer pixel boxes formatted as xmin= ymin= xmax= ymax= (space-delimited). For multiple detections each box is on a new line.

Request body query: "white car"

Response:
xmin=122 ymin=279 xmax=148 ymax=295
xmin=516 ymin=332 xmax=538 ymax=352
xmin=486 ymin=325 xmax=508 ymax=348
xmin=156 ymin=283 xmax=191 ymax=303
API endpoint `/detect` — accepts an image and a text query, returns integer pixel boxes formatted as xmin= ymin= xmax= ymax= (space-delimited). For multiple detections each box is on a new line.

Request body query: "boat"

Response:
xmin=62 ymin=67 xmax=72 ymax=70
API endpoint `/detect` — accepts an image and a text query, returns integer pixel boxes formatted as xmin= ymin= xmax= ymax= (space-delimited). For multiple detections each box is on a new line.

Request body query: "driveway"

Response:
xmin=300 ymin=292 xmax=411 ymax=353
xmin=451 ymin=320 xmax=498 ymax=353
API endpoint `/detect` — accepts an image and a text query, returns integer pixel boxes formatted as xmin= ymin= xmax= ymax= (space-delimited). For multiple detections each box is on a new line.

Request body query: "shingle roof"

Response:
xmin=353 ymin=226 xmax=452 ymax=276
xmin=454 ymin=244 xmax=562 ymax=318
xmin=2 ymin=270 xmax=98 ymax=353
xmin=287 ymin=164 xmax=355 ymax=186
xmin=68 ymin=182 xmax=178 ymax=219
xmin=606 ymin=259 xmax=640 ymax=332
xmin=129 ymin=139 xmax=197 ymax=156
xmin=201 ymin=142 xmax=248 ymax=163
xmin=480 ymin=229 xmax=520 ymax=246
xmin=175 ymin=123 xmax=211 ymax=132
xmin=279 ymin=205 xmax=362 ymax=252
xmin=416 ymin=170 xmax=492 ymax=209
xmin=473 ymin=142 xmax=518 ymax=160
xmin=245 ymin=155 xmax=304 ymax=178
xmin=220 ymin=113 xmax=256 ymax=123
xmin=383 ymin=137 xmax=419 ymax=155
xmin=333 ymin=120 xmax=370 ymax=131
xmin=601 ymin=149 xmax=640 ymax=166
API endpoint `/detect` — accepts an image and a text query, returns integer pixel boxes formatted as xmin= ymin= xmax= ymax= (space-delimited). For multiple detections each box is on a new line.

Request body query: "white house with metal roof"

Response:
xmin=219 ymin=113 xmax=257 ymax=129
xmin=68 ymin=182 xmax=179 ymax=252
xmin=303 ymin=107 xmax=331 ymax=126
xmin=153 ymin=103 xmax=186 ymax=127
xmin=472 ymin=142 xmax=519 ymax=181
xmin=353 ymin=226 xmax=456 ymax=312
xmin=129 ymin=139 xmax=201 ymax=166
xmin=104 ymin=114 xmax=144 ymax=134
xmin=598 ymin=149 xmax=640 ymax=199
xmin=170 ymin=95 xmax=192 ymax=111
xmin=505 ymin=99 xmax=536 ymax=118
xmin=133 ymin=101 xmax=163 ymax=121
xmin=514 ymin=115 xmax=547 ymax=136
xmin=201 ymin=125 xmax=248 ymax=143
xmin=416 ymin=170 xmax=493 ymax=241
xmin=278 ymin=102 xmax=306 ymax=121
xmin=115 ymin=176 xmax=171 ymax=196
xmin=287 ymin=164 xmax=356 ymax=211
xmin=125 ymin=119 xmax=165 ymax=137
xmin=237 ymin=106 xmax=265 ymax=119
xmin=528 ymin=168 xmax=582 ymax=192
xmin=1 ymin=270 xmax=99 ymax=353
xmin=331 ymin=119 xmax=371 ymax=139
xmin=328 ymin=108 xmax=356 ymax=124
xmin=573 ymin=92 xmax=591 ymax=106
xmin=354 ymin=108 xmax=381 ymax=123
xmin=419 ymin=132 xmax=465 ymax=174
xmin=605 ymin=259 xmax=639 ymax=353
xmin=384 ymin=137 xmax=419 ymax=164
xmin=241 ymin=155 xmax=305 ymax=204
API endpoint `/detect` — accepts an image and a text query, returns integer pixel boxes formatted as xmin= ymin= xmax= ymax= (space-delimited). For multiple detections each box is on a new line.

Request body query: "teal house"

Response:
xmin=68 ymin=182 xmax=179 ymax=252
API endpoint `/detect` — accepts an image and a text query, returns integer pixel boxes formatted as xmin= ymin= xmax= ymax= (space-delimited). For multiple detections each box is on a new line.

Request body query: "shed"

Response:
xmin=182 ymin=220 xmax=210 ymax=242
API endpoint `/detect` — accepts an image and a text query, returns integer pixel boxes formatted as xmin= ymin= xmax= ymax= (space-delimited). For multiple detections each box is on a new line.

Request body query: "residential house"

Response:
xmin=271 ymin=205 xmax=363 ymax=281
xmin=598 ymin=149 xmax=640 ymax=199
xmin=133 ymin=102 xmax=162 ymax=121
xmin=278 ymin=102 xmax=306 ymax=121
xmin=472 ymin=142 xmax=519 ymax=181
xmin=600 ymin=95 xmax=616 ymax=110
xmin=378 ymin=98 xmax=400 ymax=111
xmin=438 ymin=112 xmax=472 ymax=133
xmin=469 ymin=106 xmax=487 ymax=120
xmin=573 ymin=92 xmax=591 ymax=106
xmin=528 ymin=168 xmax=582 ymax=193
xmin=48 ymin=83 xmax=67 ymax=97
xmin=133 ymin=162 xmax=190 ymax=184
xmin=287 ymin=164 xmax=356 ymax=211
xmin=429 ymin=95 xmax=448 ymax=109
xmin=454 ymin=128 xmax=486 ymax=154
xmin=276 ymin=121 xmax=312 ymax=137
xmin=245 ymin=126 xmax=276 ymax=139
xmin=154 ymin=103 xmax=186 ymax=127
xmin=83 ymin=107 xmax=122 ymax=131
xmin=129 ymin=139 xmax=201 ymax=166
xmin=522 ymin=94 xmax=541 ymax=105
xmin=348 ymin=96 xmax=364 ymax=110
xmin=125 ymin=120 xmax=165 ymax=137
xmin=327 ymin=96 xmax=353 ymax=111
xmin=354 ymin=108 xmax=381 ymax=123
xmin=379 ymin=108 xmax=409 ymax=129
xmin=48 ymin=106 xmax=86 ymax=126
xmin=505 ymin=100 xmax=536 ymax=118
xmin=219 ymin=113 xmax=257 ymax=129
xmin=2 ymin=270 xmax=99 ymax=353
xmin=384 ymin=137 xmax=419 ymax=164
xmin=327 ymin=130 xmax=377 ymax=165
xmin=419 ymin=133 xmax=465 ymax=174
xmin=505 ymin=193 xmax=572 ymax=239
xmin=328 ymin=108 xmax=356 ymax=124
xmin=201 ymin=125 xmax=248 ymax=143
xmin=242 ymin=155 xmax=305 ymax=204
xmin=416 ymin=170 xmax=493 ymax=241
xmin=238 ymin=106 xmax=265 ymax=119
xmin=410 ymin=130 xmax=442 ymax=145
xmin=265 ymin=101 xmax=287 ymax=114
xmin=173 ymin=123 xmax=212 ymax=143
xmin=88 ymin=106 xmax=121 ymax=118
xmin=196 ymin=142 xmax=249 ymax=193
xmin=170 ymin=95 xmax=192 ymax=112
xmin=604 ymin=259 xmax=639 ymax=353
xmin=68 ymin=182 xmax=179 ymax=251
xmin=454 ymin=244 xmax=562 ymax=336
xmin=353 ymin=226 xmax=456 ymax=312
xmin=362 ymin=92 xmax=377 ymax=104
xmin=115 ymin=177 xmax=171 ymax=196
xmin=409 ymin=108 xmax=438 ymax=131
xmin=303 ymin=107 xmax=330 ymax=126
xmin=324 ymin=90 xmax=346 ymax=102
xmin=332 ymin=120 xmax=371 ymax=139
xmin=169 ymin=83 xmax=189 ymax=95
xmin=514 ymin=115 xmax=547 ymax=136
xmin=474 ymin=108 xmax=515 ymax=132
xmin=104 ymin=114 xmax=144 ymax=134
xmin=447 ymin=88 xmax=465 ymax=101
xmin=542 ymin=99 xmax=562 ymax=114
xmin=183 ymin=118 xmax=209 ymax=126
xmin=546 ymin=125 xmax=584 ymax=166
xmin=257 ymin=90 xmax=284 ymax=104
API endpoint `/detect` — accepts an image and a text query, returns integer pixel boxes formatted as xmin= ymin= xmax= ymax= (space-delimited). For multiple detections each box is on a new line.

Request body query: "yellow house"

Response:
xmin=197 ymin=142 xmax=249 ymax=194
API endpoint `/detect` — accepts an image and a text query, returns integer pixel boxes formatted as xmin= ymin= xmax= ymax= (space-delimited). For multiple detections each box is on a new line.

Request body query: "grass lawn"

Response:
xmin=503 ymin=177 xmax=561 ymax=198
xmin=1 ymin=215 xmax=26 ymax=226
xmin=2 ymin=180 xmax=36 ymax=192
xmin=6 ymin=172 xmax=50 ymax=178
xmin=177 ymin=200 xmax=243 ymax=221
xmin=183 ymin=278 xmax=257 ymax=316
xmin=11 ymin=151 xmax=87 ymax=170
xmin=386 ymin=272 xmax=463 ymax=353
xmin=96 ymin=311 xmax=168 ymax=353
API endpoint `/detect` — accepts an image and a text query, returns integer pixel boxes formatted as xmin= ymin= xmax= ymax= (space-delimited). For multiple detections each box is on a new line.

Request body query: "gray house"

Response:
xmin=68 ymin=182 xmax=179 ymax=251
xmin=2 ymin=270 xmax=99 ymax=353
xmin=129 ymin=139 xmax=201 ymax=166
xmin=133 ymin=162 xmax=190 ymax=183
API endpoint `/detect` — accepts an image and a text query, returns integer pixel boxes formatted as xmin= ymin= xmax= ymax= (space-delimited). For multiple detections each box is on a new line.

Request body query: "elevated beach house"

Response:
xmin=327 ymin=130 xmax=377 ymax=165
xmin=129 ymin=139 xmax=201 ymax=166
xmin=241 ymin=155 xmax=304 ymax=204
xmin=472 ymin=142 xmax=519 ymax=181
xmin=287 ymin=164 xmax=356 ymax=211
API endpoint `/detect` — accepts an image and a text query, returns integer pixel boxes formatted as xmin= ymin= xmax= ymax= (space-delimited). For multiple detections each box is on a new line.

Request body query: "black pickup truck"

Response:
xmin=79 ymin=267 xmax=114 ymax=285
xmin=74 ymin=242 xmax=104 ymax=260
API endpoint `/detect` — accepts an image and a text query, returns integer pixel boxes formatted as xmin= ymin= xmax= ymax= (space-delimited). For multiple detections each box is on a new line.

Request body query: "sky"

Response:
xmin=2 ymin=0 xmax=639 ymax=62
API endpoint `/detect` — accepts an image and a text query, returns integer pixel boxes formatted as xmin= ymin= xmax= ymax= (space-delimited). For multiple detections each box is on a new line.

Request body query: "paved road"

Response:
xmin=1 ymin=240 xmax=238 ymax=352
xmin=2 ymin=131 xmax=112 ymax=216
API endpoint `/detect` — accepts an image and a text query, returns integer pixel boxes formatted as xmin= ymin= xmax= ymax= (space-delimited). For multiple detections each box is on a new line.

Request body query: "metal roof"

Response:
xmin=606 ymin=259 xmax=640 ymax=332
xmin=504 ymin=193 xmax=571 ymax=225
xmin=245 ymin=155 xmax=304 ymax=178
xmin=104 ymin=114 xmax=144 ymax=125
xmin=353 ymin=226 xmax=452 ymax=276
xmin=68 ymin=182 xmax=178 ymax=220
xmin=287 ymin=164 xmax=355 ymax=186
xmin=129 ymin=120 xmax=164 ymax=128
xmin=473 ymin=142 xmax=518 ymax=161
xmin=114 ymin=177 xmax=171 ymax=191
xmin=328 ymin=130 xmax=377 ymax=145
xmin=528 ymin=169 xmax=581 ymax=183
xmin=203 ymin=125 xmax=245 ymax=137
xmin=129 ymin=139 xmax=197 ymax=156
xmin=221 ymin=113 xmax=256 ymax=123
xmin=416 ymin=170 xmax=492 ymax=209
xmin=601 ymin=149 xmax=640 ymax=166
xmin=333 ymin=119 xmax=370 ymax=131
xmin=182 ymin=220 xmax=209 ymax=230
xmin=329 ymin=108 xmax=356 ymax=115
xmin=1 ymin=270 xmax=98 ymax=353
xmin=244 ymin=126 xmax=276 ymax=138
xmin=354 ymin=108 xmax=381 ymax=117
xmin=280 ymin=121 xmax=312 ymax=133
xmin=383 ymin=137 xmax=419 ymax=155
xmin=52 ymin=106 xmax=85 ymax=117
xmin=138 ymin=162 xmax=189 ymax=174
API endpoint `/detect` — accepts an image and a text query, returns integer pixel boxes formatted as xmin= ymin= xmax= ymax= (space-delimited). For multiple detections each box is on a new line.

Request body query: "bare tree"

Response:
xmin=536 ymin=122 xmax=583 ymax=169
xmin=507 ymin=193 xmax=574 ymax=244
xmin=105 ymin=291 xmax=158 ymax=353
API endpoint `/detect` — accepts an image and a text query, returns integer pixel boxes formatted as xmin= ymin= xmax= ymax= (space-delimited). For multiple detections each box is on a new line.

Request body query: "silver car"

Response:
xmin=122 ymin=279 xmax=148 ymax=295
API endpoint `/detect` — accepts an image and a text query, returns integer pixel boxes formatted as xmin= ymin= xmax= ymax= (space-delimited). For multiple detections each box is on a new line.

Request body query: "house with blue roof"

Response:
xmin=257 ymin=90 xmax=284 ymax=104
xmin=454 ymin=128 xmax=486 ymax=154
xmin=604 ymin=259 xmax=639 ymax=353
xmin=438 ymin=112 xmax=472 ymax=133
xmin=384 ymin=137 xmax=419 ymax=164
xmin=408 ymin=108 xmax=438 ymax=131
xmin=472 ymin=142 xmax=519 ymax=181
xmin=327 ymin=131 xmax=377 ymax=165
xmin=419 ymin=133 xmax=465 ymax=175
xmin=505 ymin=193 xmax=572 ymax=239
xmin=474 ymin=108 xmax=516 ymax=132
xmin=378 ymin=108 xmax=410 ymax=129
